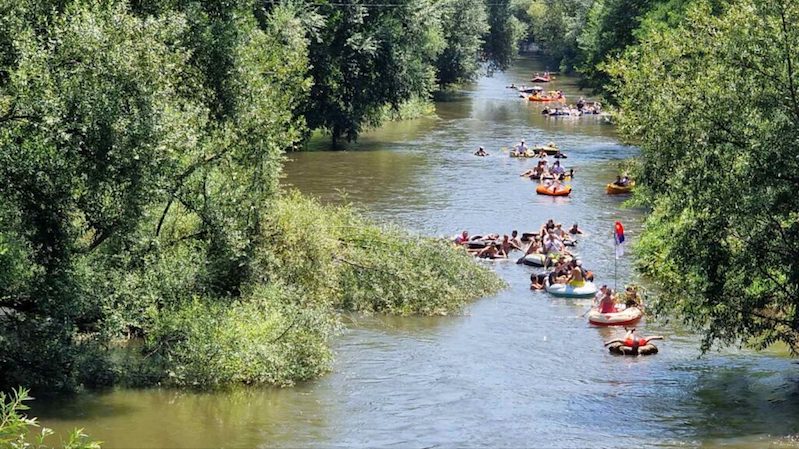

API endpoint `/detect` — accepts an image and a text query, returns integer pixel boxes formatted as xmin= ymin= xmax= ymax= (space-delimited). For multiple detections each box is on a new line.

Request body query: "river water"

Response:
xmin=35 ymin=57 xmax=799 ymax=448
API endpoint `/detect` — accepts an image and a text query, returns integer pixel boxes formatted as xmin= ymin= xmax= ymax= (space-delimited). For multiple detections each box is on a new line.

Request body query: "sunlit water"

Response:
xmin=35 ymin=57 xmax=799 ymax=448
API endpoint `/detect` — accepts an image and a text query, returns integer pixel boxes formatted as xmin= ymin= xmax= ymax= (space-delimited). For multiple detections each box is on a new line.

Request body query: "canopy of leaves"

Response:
xmin=609 ymin=0 xmax=799 ymax=353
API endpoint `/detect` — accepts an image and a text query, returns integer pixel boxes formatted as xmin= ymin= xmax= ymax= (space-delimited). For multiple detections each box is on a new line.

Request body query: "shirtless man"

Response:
xmin=510 ymin=230 xmax=523 ymax=248
xmin=500 ymin=234 xmax=523 ymax=254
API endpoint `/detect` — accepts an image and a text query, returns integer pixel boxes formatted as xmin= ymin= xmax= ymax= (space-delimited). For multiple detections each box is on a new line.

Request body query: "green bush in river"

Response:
xmin=139 ymin=194 xmax=504 ymax=388
xmin=0 ymin=388 xmax=99 ymax=449
xmin=261 ymin=194 xmax=507 ymax=316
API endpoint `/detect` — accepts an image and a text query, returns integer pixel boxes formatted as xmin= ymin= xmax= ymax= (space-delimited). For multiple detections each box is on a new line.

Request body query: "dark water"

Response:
xmin=35 ymin=57 xmax=799 ymax=448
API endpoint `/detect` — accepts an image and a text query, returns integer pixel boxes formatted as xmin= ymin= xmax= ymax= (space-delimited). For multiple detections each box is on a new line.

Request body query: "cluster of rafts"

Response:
xmin=471 ymin=137 xmax=657 ymax=354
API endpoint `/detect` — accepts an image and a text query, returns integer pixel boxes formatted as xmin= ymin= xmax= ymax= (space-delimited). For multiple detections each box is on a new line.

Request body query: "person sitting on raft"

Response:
xmin=530 ymin=273 xmax=547 ymax=290
xmin=454 ymin=230 xmax=470 ymax=245
xmin=510 ymin=230 xmax=523 ymax=248
xmin=613 ymin=175 xmax=631 ymax=187
xmin=477 ymin=242 xmax=506 ymax=259
xmin=551 ymin=161 xmax=566 ymax=179
xmin=548 ymin=257 xmax=571 ymax=284
xmin=501 ymin=234 xmax=523 ymax=254
xmin=566 ymin=260 xmax=586 ymax=287
xmin=474 ymin=146 xmax=489 ymax=157
xmin=539 ymin=219 xmax=555 ymax=236
xmin=623 ymin=285 xmax=642 ymax=308
xmin=521 ymin=236 xmax=544 ymax=257
xmin=544 ymin=232 xmax=570 ymax=257
xmin=520 ymin=163 xmax=543 ymax=178
xmin=594 ymin=285 xmax=616 ymax=313
xmin=514 ymin=140 xmax=528 ymax=156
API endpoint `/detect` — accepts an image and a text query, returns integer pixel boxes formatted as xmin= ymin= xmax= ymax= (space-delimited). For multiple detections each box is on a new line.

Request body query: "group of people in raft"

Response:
xmin=452 ymin=221 xmax=659 ymax=353
xmin=511 ymin=140 xmax=567 ymax=158
xmin=542 ymin=97 xmax=603 ymax=117
xmin=453 ymin=219 xmax=583 ymax=263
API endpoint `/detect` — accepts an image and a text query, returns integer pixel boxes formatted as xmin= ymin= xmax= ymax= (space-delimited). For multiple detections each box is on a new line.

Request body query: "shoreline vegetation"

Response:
xmin=0 ymin=0 xmax=515 ymax=398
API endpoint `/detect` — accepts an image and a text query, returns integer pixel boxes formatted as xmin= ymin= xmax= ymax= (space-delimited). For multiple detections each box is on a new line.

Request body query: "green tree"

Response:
xmin=610 ymin=0 xmax=799 ymax=352
xmin=435 ymin=0 xmax=488 ymax=87
xmin=302 ymin=0 xmax=441 ymax=146
xmin=483 ymin=0 xmax=526 ymax=71
xmin=0 ymin=0 xmax=201 ymax=390
xmin=512 ymin=0 xmax=591 ymax=71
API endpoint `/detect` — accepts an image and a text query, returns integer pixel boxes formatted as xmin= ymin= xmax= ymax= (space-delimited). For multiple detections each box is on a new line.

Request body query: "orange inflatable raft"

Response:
xmin=536 ymin=184 xmax=571 ymax=196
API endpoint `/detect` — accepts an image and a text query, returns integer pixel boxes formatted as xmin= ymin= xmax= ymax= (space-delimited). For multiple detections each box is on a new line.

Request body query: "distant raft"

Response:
xmin=606 ymin=182 xmax=634 ymax=195
xmin=536 ymin=184 xmax=571 ymax=196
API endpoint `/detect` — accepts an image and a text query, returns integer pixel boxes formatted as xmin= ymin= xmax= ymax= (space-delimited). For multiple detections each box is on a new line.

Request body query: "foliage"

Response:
xmin=300 ymin=0 xmax=441 ymax=146
xmin=512 ymin=0 xmax=592 ymax=70
xmin=435 ymin=0 xmax=489 ymax=86
xmin=576 ymin=0 xmax=654 ymax=95
xmin=144 ymin=287 xmax=337 ymax=388
xmin=0 ymin=0 xmax=505 ymax=392
xmin=0 ymin=388 xmax=99 ymax=449
xmin=610 ymin=0 xmax=799 ymax=352
xmin=257 ymin=194 xmax=506 ymax=315
xmin=483 ymin=0 xmax=526 ymax=71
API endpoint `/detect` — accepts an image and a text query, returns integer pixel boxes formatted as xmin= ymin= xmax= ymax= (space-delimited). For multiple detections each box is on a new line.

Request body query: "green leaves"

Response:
xmin=611 ymin=0 xmax=799 ymax=353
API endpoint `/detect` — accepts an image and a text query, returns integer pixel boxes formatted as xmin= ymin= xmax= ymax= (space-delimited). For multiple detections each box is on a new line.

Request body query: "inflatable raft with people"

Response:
xmin=587 ymin=306 xmax=643 ymax=326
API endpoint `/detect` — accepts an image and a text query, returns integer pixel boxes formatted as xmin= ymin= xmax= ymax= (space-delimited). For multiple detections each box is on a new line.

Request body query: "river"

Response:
xmin=34 ymin=57 xmax=799 ymax=448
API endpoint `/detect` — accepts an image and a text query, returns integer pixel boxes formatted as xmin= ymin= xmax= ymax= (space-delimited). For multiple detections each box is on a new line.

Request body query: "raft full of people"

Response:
xmin=542 ymin=98 xmax=603 ymax=117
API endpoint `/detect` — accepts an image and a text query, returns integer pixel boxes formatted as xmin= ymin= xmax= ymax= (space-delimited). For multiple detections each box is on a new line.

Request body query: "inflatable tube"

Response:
xmin=532 ymin=146 xmax=560 ymax=155
xmin=509 ymin=151 xmax=536 ymax=158
xmin=606 ymin=182 xmax=634 ymax=195
xmin=607 ymin=342 xmax=658 ymax=356
xmin=522 ymin=253 xmax=547 ymax=267
xmin=588 ymin=306 xmax=643 ymax=326
xmin=466 ymin=241 xmax=487 ymax=249
xmin=536 ymin=184 xmax=572 ymax=196
xmin=545 ymin=279 xmax=598 ymax=298
xmin=521 ymin=232 xmax=538 ymax=242
xmin=531 ymin=76 xmax=551 ymax=83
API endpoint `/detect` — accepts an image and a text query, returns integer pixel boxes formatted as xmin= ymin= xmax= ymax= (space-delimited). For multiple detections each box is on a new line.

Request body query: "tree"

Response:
xmin=302 ymin=0 xmax=441 ymax=146
xmin=0 ymin=0 xmax=201 ymax=390
xmin=610 ymin=0 xmax=799 ymax=352
xmin=435 ymin=0 xmax=489 ymax=87
xmin=483 ymin=0 xmax=526 ymax=71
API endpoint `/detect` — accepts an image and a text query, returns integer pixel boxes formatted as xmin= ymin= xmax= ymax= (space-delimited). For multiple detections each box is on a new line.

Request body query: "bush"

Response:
xmin=0 ymin=388 xmax=100 ymax=449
